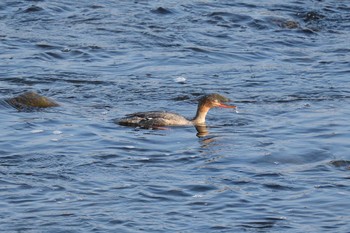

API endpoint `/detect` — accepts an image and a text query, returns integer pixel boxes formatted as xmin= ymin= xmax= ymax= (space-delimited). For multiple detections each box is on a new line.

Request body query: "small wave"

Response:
xmin=151 ymin=7 xmax=173 ymax=15
xmin=22 ymin=5 xmax=44 ymax=13
xmin=35 ymin=41 xmax=62 ymax=50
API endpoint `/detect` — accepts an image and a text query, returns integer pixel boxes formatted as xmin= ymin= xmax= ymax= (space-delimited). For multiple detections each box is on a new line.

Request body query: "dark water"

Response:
xmin=1 ymin=0 xmax=350 ymax=232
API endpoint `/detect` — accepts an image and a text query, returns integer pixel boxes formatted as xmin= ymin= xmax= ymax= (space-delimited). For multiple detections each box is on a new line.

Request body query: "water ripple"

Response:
xmin=1 ymin=0 xmax=350 ymax=232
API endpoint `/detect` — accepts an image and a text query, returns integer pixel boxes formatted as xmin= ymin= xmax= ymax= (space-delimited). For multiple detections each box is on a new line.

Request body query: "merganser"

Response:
xmin=117 ymin=93 xmax=236 ymax=129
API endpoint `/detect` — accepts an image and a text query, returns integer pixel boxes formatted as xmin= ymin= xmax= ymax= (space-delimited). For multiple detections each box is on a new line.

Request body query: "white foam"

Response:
xmin=31 ymin=129 xmax=44 ymax=133
xmin=53 ymin=130 xmax=62 ymax=135
xmin=174 ymin=76 xmax=186 ymax=83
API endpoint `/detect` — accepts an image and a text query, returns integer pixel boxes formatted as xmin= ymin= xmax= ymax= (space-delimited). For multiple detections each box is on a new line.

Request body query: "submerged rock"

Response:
xmin=281 ymin=20 xmax=299 ymax=29
xmin=5 ymin=91 xmax=59 ymax=111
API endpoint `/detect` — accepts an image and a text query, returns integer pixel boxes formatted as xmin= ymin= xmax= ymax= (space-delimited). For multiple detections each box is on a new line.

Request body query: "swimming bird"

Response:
xmin=117 ymin=93 xmax=236 ymax=129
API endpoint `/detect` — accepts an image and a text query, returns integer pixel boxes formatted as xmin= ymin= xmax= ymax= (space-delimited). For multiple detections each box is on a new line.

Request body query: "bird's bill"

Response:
xmin=218 ymin=103 xmax=236 ymax=109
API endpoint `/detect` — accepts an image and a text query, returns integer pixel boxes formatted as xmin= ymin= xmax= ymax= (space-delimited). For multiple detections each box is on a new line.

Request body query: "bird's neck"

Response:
xmin=192 ymin=105 xmax=210 ymax=125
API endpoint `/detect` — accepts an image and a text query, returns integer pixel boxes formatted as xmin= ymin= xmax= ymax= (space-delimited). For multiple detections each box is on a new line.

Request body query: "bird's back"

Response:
xmin=118 ymin=111 xmax=192 ymax=128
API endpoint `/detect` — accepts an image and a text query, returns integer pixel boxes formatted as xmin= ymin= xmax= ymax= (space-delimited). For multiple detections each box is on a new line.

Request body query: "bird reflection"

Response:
xmin=195 ymin=124 xmax=209 ymax=137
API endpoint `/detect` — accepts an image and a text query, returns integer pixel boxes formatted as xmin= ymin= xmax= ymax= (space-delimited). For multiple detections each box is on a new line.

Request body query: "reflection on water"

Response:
xmin=1 ymin=0 xmax=350 ymax=232
xmin=195 ymin=124 xmax=209 ymax=137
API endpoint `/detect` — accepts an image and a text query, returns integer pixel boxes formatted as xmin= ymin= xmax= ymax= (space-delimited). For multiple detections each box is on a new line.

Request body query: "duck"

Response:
xmin=117 ymin=93 xmax=236 ymax=129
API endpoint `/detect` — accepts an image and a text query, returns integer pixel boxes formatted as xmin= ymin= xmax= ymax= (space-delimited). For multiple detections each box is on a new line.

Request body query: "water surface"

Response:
xmin=1 ymin=0 xmax=350 ymax=232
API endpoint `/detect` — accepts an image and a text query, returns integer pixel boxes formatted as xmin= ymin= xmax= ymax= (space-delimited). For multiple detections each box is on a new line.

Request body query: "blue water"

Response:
xmin=1 ymin=0 xmax=350 ymax=232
